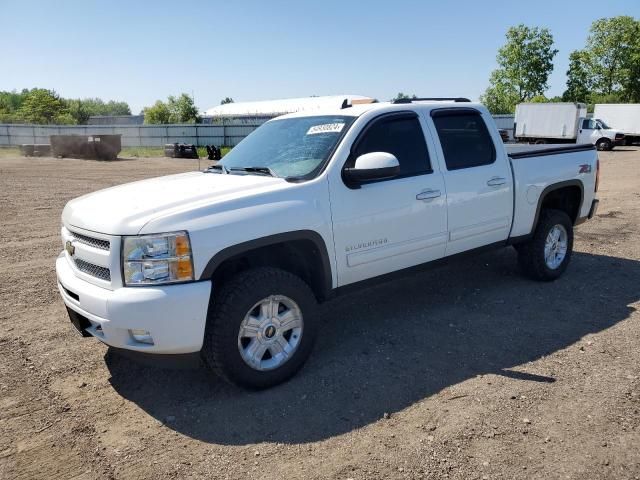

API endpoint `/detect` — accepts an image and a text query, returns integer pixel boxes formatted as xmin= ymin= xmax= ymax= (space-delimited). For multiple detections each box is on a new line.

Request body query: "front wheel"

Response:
xmin=201 ymin=267 xmax=318 ymax=389
xmin=596 ymin=138 xmax=612 ymax=151
xmin=517 ymin=209 xmax=574 ymax=281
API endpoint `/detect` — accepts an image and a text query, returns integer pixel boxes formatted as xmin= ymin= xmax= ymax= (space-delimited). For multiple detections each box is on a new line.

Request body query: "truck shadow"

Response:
xmin=105 ymin=249 xmax=640 ymax=445
xmin=610 ymin=147 xmax=638 ymax=152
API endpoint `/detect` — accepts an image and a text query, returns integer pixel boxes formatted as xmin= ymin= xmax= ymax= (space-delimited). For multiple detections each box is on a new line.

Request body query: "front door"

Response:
xmin=329 ymin=112 xmax=448 ymax=286
xmin=577 ymin=118 xmax=601 ymax=145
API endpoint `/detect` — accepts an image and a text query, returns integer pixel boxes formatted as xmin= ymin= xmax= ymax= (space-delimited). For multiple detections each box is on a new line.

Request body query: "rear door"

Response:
xmin=429 ymin=108 xmax=513 ymax=256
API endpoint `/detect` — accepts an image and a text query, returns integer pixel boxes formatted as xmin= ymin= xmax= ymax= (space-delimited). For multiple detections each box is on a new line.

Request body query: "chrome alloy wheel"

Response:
xmin=544 ymin=224 xmax=568 ymax=270
xmin=237 ymin=295 xmax=303 ymax=371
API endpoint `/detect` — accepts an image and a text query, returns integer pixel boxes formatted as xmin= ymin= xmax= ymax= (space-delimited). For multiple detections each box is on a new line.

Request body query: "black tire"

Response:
xmin=201 ymin=267 xmax=318 ymax=389
xmin=517 ymin=209 xmax=573 ymax=281
xmin=596 ymin=138 xmax=612 ymax=151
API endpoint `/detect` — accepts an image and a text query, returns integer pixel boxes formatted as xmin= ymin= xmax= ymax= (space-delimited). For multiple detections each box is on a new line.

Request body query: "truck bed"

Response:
xmin=506 ymin=143 xmax=598 ymax=239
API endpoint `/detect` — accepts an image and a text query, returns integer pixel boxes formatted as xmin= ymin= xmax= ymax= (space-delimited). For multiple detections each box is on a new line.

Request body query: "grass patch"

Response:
xmin=120 ymin=146 xmax=232 ymax=158
xmin=0 ymin=145 xmax=233 ymax=159
xmin=0 ymin=147 xmax=21 ymax=158
xmin=119 ymin=147 xmax=164 ymax=158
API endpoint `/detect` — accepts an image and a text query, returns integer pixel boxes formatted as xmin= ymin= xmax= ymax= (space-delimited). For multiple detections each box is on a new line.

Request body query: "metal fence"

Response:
xmin=0 ymin=115 xmax=514 ymax=148
xmin=0 ymin=120 xmax=268 ymax=148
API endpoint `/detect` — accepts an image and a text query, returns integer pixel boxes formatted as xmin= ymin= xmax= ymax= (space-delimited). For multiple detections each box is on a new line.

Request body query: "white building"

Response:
xmin=204 ymin=95 xmax=375 ymax=118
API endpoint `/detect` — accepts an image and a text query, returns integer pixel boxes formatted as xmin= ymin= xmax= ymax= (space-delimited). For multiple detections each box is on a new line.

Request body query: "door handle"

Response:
xmin=487 ymin=177 xmax=507 ymax=187
xmin=416 ymin=189 xmax=441 ymax=201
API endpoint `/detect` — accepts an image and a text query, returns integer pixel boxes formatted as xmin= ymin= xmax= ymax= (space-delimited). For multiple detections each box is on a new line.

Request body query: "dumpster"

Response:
xmin=50 ymin=134 xmax=121 ymax=160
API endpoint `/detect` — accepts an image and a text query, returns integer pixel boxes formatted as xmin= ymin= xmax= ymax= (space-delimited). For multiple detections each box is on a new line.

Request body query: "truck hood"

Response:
xmin=603 ymin=128 xmax=624 ymax=137
xmin=62 ymin=171 xmax=286 ymax=235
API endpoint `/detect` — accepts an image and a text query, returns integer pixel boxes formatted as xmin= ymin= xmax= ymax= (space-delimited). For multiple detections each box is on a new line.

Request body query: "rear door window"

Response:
xmin=432 ymin=111 xmax=496 ymax=170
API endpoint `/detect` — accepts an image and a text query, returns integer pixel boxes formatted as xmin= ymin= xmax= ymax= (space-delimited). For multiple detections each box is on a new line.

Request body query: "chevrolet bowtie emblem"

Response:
xmin=65 ymin=240 xmax=75 ymax=256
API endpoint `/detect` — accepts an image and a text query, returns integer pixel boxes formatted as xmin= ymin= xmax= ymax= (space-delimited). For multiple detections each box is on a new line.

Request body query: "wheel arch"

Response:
xmin=532 ymin=180 xmax=584 ymax=232
xmin=199 ymin=230 xmax=333 ymax=301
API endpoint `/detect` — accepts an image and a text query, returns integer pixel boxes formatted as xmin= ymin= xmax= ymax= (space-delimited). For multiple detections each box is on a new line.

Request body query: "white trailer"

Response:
xmin=515 ymin=103 xmax=586 ymax=140
xmin=514 ymin=102 xmax=624 ymax=150
xmin=594 ymin=104 xmax=640 ymax=144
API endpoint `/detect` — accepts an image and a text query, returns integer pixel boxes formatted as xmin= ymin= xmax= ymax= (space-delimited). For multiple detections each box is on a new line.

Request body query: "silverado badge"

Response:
xmin=65 ymin=240 xmax=75 ymax=256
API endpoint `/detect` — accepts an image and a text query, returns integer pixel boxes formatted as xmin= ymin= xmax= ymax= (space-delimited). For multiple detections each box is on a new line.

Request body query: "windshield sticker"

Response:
xmin=306 ymin=123 xmax=345 ymax=135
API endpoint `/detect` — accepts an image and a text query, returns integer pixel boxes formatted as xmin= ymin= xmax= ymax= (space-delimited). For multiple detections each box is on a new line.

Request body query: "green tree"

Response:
xmin=53 ymin=113 xmax=77 ymax=125
xmin=167 ymin=93 xmax=199 ymax=123
xmin=80 ymin=98 xmax=131 ymax=116
xmin=0 ymin=89 xmax=132 ymax=124
xmin=391 ymin=92 xmax=417 ymax=102
xmin=529 ymin=95 xmax=549 ymax=103
xmin=562 ymin=50 xmax=593 ymax=102
xmin=0 ymin=90 xmax=25 ymax=114
xmin=65 ymin=98 xmax=132 ymax=124
xmin=143 ymin=100 xmax=171 ymax=124
xmin=585 ymin=16 xmax=640 ymax=101
xmin=17 ymin=88 xmax=70 ymax=124
xmin=220 ymin=97 xmax=234 ymax=105
xmin=479 ymin=82 xmax=519 ymax=114
xmin=480 ymin=24 xmax=558 ymax=113
xmin=66 ymin=99 xmax=91 ymax=124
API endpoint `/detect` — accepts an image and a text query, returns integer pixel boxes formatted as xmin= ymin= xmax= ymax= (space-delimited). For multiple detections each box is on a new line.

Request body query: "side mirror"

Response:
xmin=343 ymin=152 xmax=400 ymax=186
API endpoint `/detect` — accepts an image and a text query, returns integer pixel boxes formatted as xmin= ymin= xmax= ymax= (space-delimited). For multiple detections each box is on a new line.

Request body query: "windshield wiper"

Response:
xmin=205 ymin=164 xmax=229 ymax=174
xmin=228 ymin=166 xmax=278 ymax=177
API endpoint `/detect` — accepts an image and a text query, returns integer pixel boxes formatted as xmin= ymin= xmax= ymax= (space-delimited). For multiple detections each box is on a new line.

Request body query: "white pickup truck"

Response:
xmin=56 ymin=98 xmax=600 ymax=388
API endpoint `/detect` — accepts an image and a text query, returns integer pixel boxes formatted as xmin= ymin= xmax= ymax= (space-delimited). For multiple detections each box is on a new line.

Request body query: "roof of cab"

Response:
xmin=276 ymin=100 xmax=484 ymax=120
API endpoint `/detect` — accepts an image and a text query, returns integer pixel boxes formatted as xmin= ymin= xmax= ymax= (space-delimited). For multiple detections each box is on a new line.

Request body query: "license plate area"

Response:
xmin=66 ymin=307 xmax=92 ymax=337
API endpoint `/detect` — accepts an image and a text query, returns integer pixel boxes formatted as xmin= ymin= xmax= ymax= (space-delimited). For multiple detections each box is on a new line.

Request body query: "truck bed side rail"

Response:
xmin=508 ymin=143 xmax=595 ymax=160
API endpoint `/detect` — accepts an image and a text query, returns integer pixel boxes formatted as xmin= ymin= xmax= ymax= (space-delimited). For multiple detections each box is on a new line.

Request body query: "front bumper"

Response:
xmin=56 ymin=254 xmax=211 ymax=354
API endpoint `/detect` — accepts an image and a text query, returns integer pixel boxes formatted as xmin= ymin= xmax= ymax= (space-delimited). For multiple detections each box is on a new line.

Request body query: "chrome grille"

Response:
xmin=70 ymin=231 xmax=110 ymax=251
xmin=73 ymin=258 xmax=111 ymax=281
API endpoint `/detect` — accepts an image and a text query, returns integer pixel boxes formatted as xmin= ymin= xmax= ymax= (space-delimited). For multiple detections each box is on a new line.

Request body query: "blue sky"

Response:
xmin=2 ymin=0 xmax=638 ymax=114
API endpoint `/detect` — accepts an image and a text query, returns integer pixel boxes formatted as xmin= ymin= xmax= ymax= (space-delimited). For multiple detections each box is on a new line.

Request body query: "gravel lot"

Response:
xmin=1 ymin=149 xmax=639 ymax=480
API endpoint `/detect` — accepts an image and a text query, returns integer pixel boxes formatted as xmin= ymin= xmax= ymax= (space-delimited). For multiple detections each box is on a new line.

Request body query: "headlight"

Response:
xmin=122 ymin=231 xmax=194 ymax=286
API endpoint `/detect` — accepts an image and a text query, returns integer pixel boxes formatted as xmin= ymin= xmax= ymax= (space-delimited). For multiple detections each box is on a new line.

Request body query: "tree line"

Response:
xmin=481 ymin=15 xmax=640 ymax=114
xmin=0 ymin=89 xmax=235 ymax=125
xmin=0 ymin=88 xmax=131 ymax=124
xmin=142 ymin=95 xmax=234 ymax=124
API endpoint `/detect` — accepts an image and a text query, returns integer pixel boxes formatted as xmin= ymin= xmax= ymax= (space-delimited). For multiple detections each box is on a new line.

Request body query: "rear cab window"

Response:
xmin=432 ymin=109 xmax=496 ymax=170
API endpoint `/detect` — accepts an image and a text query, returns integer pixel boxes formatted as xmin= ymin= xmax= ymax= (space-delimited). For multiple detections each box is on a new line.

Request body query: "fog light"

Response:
xmin=129 ymin=329 xmax=154 ymax=345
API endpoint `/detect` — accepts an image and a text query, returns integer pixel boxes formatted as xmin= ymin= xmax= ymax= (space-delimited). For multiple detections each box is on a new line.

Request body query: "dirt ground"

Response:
xmin=0 ymin=149 xmax=639 ymax=480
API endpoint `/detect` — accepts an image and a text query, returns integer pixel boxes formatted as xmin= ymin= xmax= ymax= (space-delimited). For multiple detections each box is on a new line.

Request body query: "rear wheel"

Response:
xmin=517 ymin=209 xmax=573 ymax=281
xmin=201 ymin=267 xmax=318 ymax=389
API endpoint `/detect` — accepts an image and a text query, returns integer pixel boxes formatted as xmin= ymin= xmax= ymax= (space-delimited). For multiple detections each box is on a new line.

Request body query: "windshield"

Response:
xmin=596 ymin=119 xmax=610 ymax=129
xmin=219 ymin=115 xmax=355 ymax=178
